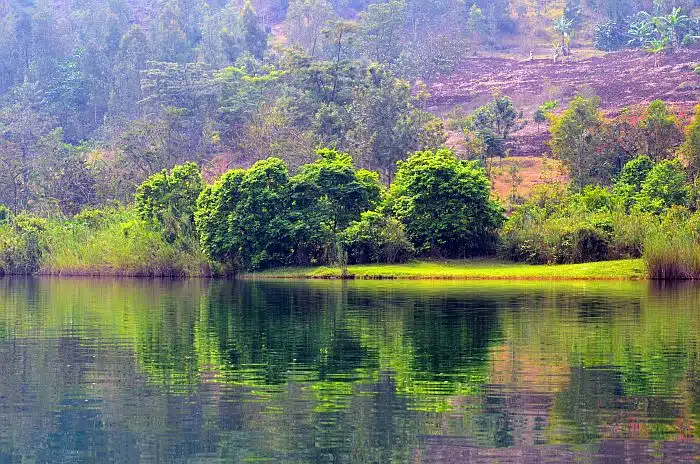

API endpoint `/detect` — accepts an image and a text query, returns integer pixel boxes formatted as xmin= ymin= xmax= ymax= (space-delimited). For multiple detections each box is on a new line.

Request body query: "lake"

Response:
xmin=0 ymin=278 xmax=697 ymax=463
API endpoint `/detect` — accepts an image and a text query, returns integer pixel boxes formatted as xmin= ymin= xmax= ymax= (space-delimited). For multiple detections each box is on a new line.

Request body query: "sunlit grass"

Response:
xmin=244 ymin=258 xmax=647 ymax=280
xmin=42 ymin=209 xmax=211 ymax=277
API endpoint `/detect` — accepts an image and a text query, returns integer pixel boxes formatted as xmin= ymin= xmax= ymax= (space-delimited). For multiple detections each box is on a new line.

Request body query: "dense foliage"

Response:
xmin=386 ymin=149 xmax=504 ymax=258
xmin=1 ymin=0 xmax=700 ymax=277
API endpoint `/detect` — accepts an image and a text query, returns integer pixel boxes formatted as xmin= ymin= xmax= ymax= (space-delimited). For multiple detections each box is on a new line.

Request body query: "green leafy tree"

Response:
xmin=638 ymin=100 xmax=682 ymax=161
xmin=534 ymin=100 xmax=557 ymax=134
xmin=357 ymin=0 xmax=407 ymax=65
xmin=289 ymin=148 xmax=381 ymax=264
xmin=291 ymin=148 xmax=381 ymax=234
xmin=386 ymin=148 xmax=504 ymax=257
xmin=683 ymin=105 xmax=700 ymax=178
xmin=637 ymin=159 xmax=689 ymax=213
xmin=550 ymin=96 xmax=612 ymax=187
xmin=348 ymin=64 xmax=433 ymax=178
xmin=109 ymin=25 xmax=150 ymax=120
xmin=240 ymin=0 xmax=268 ymax=59
xmin=616 ymin=155 xmax=654 ymax=192
xmin=284 ymin=0 xmax=336 ymax=55
xmin=33 ymin=130 xmax=96 ymax=216
xmin=653 ymin=7 xmax=690 ymax=51
xmin=153 ymin=0 xmax=196 ymax=62
xmin=472 ymin=94 xmax=518 ymax=141
xmin=196 ymin=158 xmax=295 ymax=271
xmin=135 ymin=162 xmax=204 ymax=244
xmin=613 ymin=155 xmax=654 ymax=209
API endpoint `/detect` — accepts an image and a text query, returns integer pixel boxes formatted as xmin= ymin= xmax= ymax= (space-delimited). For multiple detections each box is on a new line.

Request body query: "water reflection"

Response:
xmin=0 ymin=278 xmax=697 ymax=462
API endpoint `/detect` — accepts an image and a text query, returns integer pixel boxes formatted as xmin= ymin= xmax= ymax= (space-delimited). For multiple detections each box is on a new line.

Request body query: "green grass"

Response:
xmin=40 ymin=209 xmax=212 ymax=277
xmin=243 ymin=258 xmax=648 ymax=281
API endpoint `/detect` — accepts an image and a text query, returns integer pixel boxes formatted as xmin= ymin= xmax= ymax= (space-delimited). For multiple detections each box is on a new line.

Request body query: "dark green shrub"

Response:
xmin=0 ymin=214 xmax=49 ymax=274
xmin=386 ymin=148 xmax=504 ymax=258
xmin=135 ymin=162 xmax=204 ymax=244
xmin=594 ymin=20 xmax=629 ymax=51
xmin=195 ymin=158 xmax=295 ymax=271
xmin=569 ymin=224 xmax=611 ymax=263
xmin=0 ymin=205 xmax=10 ymax=225
xmin=341 ymin=212 xmax=414 ymax=264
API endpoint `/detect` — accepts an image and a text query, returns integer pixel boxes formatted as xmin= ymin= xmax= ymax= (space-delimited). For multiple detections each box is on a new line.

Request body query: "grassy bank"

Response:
xmin=243 ymin=258 xmax=648 ymax=281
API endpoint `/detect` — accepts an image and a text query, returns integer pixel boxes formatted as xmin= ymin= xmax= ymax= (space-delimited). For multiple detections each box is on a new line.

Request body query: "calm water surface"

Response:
xmin=0 ymin=278 xmax=698 ymax=463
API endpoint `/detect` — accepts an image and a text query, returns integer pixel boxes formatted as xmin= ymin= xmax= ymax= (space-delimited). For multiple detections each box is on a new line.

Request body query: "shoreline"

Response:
xmin=0 ymin=259 xmax=657 ymax=281
xmin=241 ymin=259 xmax=649 ymax=281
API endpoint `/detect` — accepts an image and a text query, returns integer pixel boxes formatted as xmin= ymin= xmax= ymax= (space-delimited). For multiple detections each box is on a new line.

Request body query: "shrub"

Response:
xmin=636 ymin=159 xmax=689 ymax=213
xmin=0 ymin=214 xmax=49 ymax=274
xmin=386 ymin=148 xmax=504 ymax=258
xmin=341 ymin=212 xmax=414 ymax=264
xmin=196 ymin=158 xmax=295 ymax=271
xmin=135 ymin=162 xmax=204 ymax=245
xmin=499 ymin=185 xmax=649 ymax=264
xmin=500 ymin=208 xmax=614 ymax=265
xmin=594 ymin=20 xmax=630 ymax=51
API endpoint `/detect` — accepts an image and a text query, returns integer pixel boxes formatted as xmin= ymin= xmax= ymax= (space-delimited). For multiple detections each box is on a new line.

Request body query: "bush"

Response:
xmin=135 ymin=162 xmax=204 ymax=245
xmin=500 ymin=207 xmax=614 ymax=265
xmin=0 ymin=214 xmax=49 ymax=274
xmin=594 ymin=20 xmax=629 ymax=51
xmin=386 ymin=148 xmax=504 ymax=258
xmin=341 ymin=212 xmax=414 ymax=264
xmin=196 ymin=158 xmax=296 ymax=271
xmin=636 ymin=159 xmax=689 ymax=213
xmin=499 ymin=185 xmax=651 ymax=265
xmin=196 ymin=151 xmax=383 ymax=271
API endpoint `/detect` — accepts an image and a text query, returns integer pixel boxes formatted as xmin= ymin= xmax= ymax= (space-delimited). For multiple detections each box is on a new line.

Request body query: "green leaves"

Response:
xmin=195 ymin=150 xmax=382 ymax=271
xmin=135 ymin=162 xmax=204 ymax=245
xmin=386 ymin=148 xmax=504 ymax=258
xmin=615 ymin=157 xmax=689 ymax=214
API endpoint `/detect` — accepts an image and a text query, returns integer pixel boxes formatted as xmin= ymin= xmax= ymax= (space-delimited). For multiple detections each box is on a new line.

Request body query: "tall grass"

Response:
xmin=644 ymin=226 xmax=700 ymax=280
xmin=42 ymin=209 xmax=211 ymax=277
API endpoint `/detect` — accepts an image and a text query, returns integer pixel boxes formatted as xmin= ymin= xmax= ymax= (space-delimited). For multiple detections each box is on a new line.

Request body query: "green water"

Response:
xmin=0 ymin=278 xmax=698 ymax=463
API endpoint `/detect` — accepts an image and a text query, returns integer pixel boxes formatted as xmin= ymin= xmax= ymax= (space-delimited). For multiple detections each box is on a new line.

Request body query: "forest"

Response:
xmin=0 ymin=0 xmax=700 ymax=278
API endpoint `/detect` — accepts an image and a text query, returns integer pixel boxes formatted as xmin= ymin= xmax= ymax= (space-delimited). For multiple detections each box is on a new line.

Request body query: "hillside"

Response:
xmin=428 ymin=48 xmax=700 ymax=196
xmin=429 ymin=49 xmax=700 ymax=117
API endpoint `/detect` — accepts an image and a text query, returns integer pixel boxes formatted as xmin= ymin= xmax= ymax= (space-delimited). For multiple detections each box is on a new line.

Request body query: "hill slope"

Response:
xmin=428 ymin=49 xmax=700 ymax=116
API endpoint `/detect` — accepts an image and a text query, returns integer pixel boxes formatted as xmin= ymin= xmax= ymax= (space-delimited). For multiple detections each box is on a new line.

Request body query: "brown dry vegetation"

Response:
xmin=489 ymin=156 xmax=568 ymax=199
